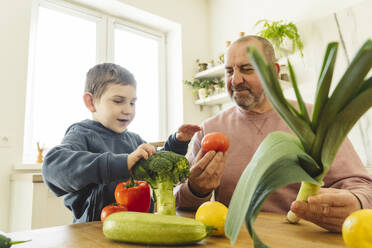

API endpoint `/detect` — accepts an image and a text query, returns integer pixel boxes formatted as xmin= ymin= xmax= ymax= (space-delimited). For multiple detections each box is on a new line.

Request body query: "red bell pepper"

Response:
xmin=114 ymin=179 xmax=151 ymax=212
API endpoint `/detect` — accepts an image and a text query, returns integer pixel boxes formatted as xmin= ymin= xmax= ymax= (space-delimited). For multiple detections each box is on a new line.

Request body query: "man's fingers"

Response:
xmin=317 ymin=187 xmax=339 ymax=194
xmin=308 ymin=192 xmax=354 ymax=207
xmin=293 ymin=200 xmax=352 ymax=218
xmin=194 ymin=148 xmax=206 ymax=163
xmin=189 ymin=151 xmax=216 ymax=177
xmin=202 ymin=152 xmax=226 ymax=177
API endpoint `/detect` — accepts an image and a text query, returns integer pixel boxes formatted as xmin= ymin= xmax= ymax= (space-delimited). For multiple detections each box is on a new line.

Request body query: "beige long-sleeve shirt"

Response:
xmin=175 ymin=106 xmax=372 ymax=213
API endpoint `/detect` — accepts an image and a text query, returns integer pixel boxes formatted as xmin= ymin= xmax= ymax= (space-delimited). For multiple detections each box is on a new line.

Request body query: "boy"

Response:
xmin=42 ymin=63 xmax=200 ymax=223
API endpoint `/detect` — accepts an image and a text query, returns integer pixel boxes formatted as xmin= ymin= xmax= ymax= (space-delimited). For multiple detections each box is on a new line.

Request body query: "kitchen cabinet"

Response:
xmin=9 ymin=173 xmax=73 ymax=232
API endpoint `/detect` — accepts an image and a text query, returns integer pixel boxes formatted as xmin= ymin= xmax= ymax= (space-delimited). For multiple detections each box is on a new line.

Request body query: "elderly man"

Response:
xmin=175 ymin=35 xmax=372 ymax=232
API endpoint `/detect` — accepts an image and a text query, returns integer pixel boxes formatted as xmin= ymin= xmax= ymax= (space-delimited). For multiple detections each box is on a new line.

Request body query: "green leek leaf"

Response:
xmin=310 ymin=40 xmax=372 ymax=161
xmin=311 ymin=42 xmax=338 ymax=129
xmin=287 ymin=60 xmax=311 ymax=124
xmin=225 ymin=132 xmax=320 ymax=246
xmin=322 ymin=78 xmax=372 ymax=167
xmin=248 ymin=46 xmax=315 ymax=151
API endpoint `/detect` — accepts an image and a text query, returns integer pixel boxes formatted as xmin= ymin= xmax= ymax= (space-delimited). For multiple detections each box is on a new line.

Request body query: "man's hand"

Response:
xmin=188 ymin=149 xmax=227 ymax=196
xmin=176 ymin=124 xmax=201 ymax=142
xmin=290 ymin=188 xmax=361 ymax=232
xmin=127 ymin=144 xmax=156 ymax=170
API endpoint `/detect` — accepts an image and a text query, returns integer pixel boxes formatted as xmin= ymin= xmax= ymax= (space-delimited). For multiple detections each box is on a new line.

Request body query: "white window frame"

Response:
xmin=23 ymin=0 xmax=168 ymax=164
xmin=108 ymin=17 xmax=167 ymax=140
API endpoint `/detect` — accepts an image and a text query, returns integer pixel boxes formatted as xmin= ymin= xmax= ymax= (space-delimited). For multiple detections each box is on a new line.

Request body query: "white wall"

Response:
xmin=0 ymin=0 xmax=210 ymax=232
xmin=206 ymin=0 xmax=372 ymax=167
xmin=0 ymin=0 xmax=34 ymax=233
xmin=207 ymin=0 xmax=366 ymax=65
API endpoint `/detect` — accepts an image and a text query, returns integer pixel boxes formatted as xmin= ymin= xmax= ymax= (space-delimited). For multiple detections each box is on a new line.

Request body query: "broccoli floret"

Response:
xmin=131 ymin=151 xmax=190 ymax=215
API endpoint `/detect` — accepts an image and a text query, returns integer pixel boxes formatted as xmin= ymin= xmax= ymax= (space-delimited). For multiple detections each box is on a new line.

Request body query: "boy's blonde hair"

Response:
xmin=85 ymin=63 xmax=136 ymax=99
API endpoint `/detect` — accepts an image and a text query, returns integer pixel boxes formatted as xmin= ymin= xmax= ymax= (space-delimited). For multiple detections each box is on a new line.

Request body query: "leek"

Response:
xmin=225 ymin=40 xmax=372 ymax=247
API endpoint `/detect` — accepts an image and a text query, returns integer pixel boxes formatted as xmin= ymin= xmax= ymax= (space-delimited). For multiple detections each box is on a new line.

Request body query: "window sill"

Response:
xmin=13 ymin=163 xmax=42 ymax=171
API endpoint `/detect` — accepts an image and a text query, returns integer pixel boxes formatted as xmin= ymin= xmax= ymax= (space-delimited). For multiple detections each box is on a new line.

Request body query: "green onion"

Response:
xmin=225 ymin=40 xmax=372 ymax=247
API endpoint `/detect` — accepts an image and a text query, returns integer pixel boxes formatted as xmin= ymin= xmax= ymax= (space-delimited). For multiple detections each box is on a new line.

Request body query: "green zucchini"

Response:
xmin=102 ymin=212 xmax=213 ymax=245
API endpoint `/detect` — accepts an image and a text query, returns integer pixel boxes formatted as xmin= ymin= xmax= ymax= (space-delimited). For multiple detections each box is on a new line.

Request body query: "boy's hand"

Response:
xmin=176 ymin=124 xmax=201 ymax=142
xmin=128 ymin=144 xmax=156 ymax=170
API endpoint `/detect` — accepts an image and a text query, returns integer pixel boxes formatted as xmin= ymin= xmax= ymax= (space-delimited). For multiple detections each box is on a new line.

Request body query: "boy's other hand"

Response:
xmin=176 ymin=124 xmax=201 ymax=142
xmin=128 ymin=144 xmax=156 ymax=170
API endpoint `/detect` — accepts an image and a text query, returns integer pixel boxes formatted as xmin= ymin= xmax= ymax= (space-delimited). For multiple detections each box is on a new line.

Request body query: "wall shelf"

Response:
xmin=194 ymin=64 xmax=224 ymax=79
xmin=195 ymin=92 xmax=231 ymax=111
xmin=195 ymin=92 xmax=229 ymax=105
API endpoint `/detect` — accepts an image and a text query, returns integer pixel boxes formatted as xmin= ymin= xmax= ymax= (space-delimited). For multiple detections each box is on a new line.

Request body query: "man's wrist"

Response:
xmin=187 ymin=180 xmax=211 ymax=198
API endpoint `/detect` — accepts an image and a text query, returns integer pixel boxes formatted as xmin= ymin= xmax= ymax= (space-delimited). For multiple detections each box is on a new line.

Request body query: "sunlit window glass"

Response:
xmin=114 ymin=27 xmax=161 ymax=142
xmin=23 ymin=6 xmax=96 ymax=163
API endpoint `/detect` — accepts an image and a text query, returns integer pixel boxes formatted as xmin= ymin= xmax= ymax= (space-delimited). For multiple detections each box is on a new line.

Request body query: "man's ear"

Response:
xmin=274 ymin=62 xmax=280 ymax=75
xmin=83 ymin=92 xmax=96 ymax=113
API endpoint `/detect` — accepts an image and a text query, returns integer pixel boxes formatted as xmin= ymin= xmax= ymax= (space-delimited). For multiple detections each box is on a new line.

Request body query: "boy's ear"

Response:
xmin=83 ymin=92 xmax=96 ymax=113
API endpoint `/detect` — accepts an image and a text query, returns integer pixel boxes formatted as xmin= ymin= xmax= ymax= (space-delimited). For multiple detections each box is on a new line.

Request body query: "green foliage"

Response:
xmin=184 ymin=78 xmax=225 ymax=98
xmin=255 ymin=19 xmax=304 ymax=57
xmin=215 ymin=79 xmax=225 ymax=88
xmin=183 ymin=79 xmax=222 ymax=90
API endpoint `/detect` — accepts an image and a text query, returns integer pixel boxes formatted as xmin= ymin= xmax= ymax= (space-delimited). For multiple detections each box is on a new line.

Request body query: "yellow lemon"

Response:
xmin=342 ymin=209 xmax=372 ymax=248
xmin=195 ymin=201 xmax=228 ymax=236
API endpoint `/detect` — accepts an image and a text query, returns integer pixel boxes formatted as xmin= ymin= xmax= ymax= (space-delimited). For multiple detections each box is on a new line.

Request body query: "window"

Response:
xmin=114 ymin=23 xmax=165 ymax=142
xmin=23 ymin=1 xmax=166 ymax=163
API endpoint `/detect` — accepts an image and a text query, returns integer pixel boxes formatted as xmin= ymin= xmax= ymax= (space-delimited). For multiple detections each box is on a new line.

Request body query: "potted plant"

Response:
xmin=255 ymin=19 xmax=304 ymax=58
xmin=184 ymin=79 xmax=223 ymax=99
xmin=213 ymin=79 xmax=225 ymax=94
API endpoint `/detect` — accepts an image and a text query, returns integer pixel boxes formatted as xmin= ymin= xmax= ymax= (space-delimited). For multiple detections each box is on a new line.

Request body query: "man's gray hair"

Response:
xmin=234 ymin=35 xmax=276 ymax=63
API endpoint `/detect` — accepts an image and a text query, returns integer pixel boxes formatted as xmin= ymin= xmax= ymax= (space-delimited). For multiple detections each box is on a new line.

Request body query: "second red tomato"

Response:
xmin=201 ymin=132 xmax=230 ymax=152
xmin=100 ymin=204 xmax=128 ymax=222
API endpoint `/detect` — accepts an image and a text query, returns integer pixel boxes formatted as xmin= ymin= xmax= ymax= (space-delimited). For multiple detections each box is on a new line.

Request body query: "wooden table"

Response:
xmin=8 ymin=212 xmax=346 ymax=248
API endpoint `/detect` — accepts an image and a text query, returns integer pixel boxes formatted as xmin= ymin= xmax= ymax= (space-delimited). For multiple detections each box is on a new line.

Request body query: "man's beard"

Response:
xmin=230 ymin=85 xmax=264 ymax=111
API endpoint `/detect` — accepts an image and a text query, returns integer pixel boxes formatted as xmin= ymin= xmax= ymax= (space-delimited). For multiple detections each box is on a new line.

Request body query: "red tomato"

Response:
xmin=114 ymin=180 xmax=151 ymax=213
xmin=100 ymin=204 xmax=128 ymax=222
xmin=201 ymin=132 xmax=230 ymax=152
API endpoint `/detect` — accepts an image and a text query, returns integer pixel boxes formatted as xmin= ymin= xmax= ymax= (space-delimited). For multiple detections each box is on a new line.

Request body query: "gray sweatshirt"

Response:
xmin=42 ymin=119 xmax=189 ymax=223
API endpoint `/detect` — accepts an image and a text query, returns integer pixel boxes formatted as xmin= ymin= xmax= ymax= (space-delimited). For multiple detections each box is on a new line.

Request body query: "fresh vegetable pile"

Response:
xmin=103 ymin=150 xmax=216 ymax=245
xmin=100 ymin=179 xmax=150 ymax=222
xmin=225 ymin=40 xmax=372 ymax=247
